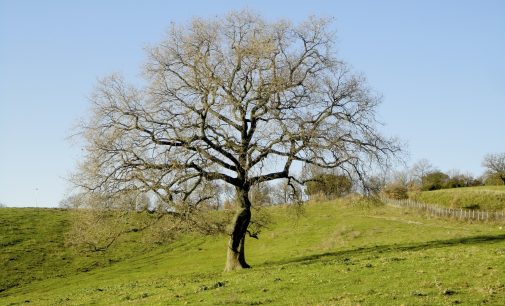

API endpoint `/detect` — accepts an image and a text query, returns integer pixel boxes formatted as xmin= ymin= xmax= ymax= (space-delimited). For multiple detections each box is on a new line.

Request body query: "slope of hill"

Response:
xmin=411 ymin=186 xmax=505 ymax=211
xmin=1 ymin=208 xmax=73 ymax=292
xmin=0 ymin=208 xmax=163 ymax=295
xmin=1 ymin=201 xmax=505 ymax=305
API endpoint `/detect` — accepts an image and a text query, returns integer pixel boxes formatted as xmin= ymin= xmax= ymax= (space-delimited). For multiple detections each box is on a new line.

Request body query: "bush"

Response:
xmin=484 ymin=173 xmax=505 ymax=186
xmin=382 ymin=183 xmax=408 ymax=200
xmin=343 ymin=194 xmax=384 ymax=208
xmin=445 ymin=174 xmax=482 ymax=189
xmin=421 ymin=171 xmax=449 ymax=191
xmin=306 ymin=174 xmax=353 ymax=200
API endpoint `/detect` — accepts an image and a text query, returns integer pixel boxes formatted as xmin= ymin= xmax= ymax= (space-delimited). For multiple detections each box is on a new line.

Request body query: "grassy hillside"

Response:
xmin=0 ymin=208 xmax=162 ymax=294
xmin=411 ymin=185 xmax=505 ymax=211
xmin=1 ymin=201 xmax=505 ymax=305
xmin=0 ymin=208 xmax=85 ymax=292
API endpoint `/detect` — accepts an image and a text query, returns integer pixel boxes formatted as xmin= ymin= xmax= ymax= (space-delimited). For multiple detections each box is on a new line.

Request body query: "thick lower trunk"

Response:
xmin=224 ymin=188 xmax=251 ymax=271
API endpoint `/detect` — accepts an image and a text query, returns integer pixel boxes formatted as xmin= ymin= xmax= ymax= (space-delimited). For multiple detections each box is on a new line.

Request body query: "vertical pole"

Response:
xmin=35 ymin=187 xmax=39 ymax=212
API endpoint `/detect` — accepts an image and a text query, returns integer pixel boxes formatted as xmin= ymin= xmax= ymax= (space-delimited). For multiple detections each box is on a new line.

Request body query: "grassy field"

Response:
xmin=0 ymin=208 xmax=158 ymax=296
xmin=410 ymin=185 xmax=505 ymax=211
xmin=1 ymin=200 xmax=505 ymax=305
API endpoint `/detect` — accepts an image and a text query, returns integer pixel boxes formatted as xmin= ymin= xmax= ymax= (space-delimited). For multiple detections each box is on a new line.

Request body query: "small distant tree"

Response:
xmin=306 ymin=173 xmax=353 ymax=200
xmin=462 ymin=174 xmax=482 ymax=187
xmin=250 ymin=183 xmax=274 ymax=206
xmin=390 ymin=170 xmax=412 ymax=187
xmin=445 ymin=170 xmax=482 ymax=188
xmin=409 ymin=159 xmax=435 ymax=187
xmin=364 ymin=175 xmax=387 ymax=195
xmin=59 ymin=194 xmax=81 ymax=209
xmin=445 ymin=175 xmax=465 ymax=189
xmin=484 ymin=173 xmax=505 ymax=186
xmin=421 ymin=171 xmax=449 ymax=191
xmin=382 ymin=182 xmax=408 ymax=200
xmin=270 ymin=179 xmax=303 ymax=204
xmin=482 ymin=153 xmax=505 ymax=185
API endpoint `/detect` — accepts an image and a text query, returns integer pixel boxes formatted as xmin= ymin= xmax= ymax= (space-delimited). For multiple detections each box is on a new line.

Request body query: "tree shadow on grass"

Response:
xmin=263 ymin=233 xmax=505 ymax=267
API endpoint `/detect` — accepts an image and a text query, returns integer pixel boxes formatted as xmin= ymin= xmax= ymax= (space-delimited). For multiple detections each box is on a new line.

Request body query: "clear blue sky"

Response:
xmin=1 ymin=0 xmax=504 ymax=207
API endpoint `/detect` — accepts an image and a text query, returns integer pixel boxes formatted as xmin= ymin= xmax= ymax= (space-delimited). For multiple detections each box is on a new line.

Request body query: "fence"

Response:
xmin=382 ymin=197 xmax=505 ymax=222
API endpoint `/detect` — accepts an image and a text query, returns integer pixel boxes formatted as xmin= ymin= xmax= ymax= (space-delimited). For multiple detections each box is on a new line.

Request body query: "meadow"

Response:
xmin=1 ymin=190 xmax=505 ymax=305
xmin=411 ymin=185 xmax=505 ymax=211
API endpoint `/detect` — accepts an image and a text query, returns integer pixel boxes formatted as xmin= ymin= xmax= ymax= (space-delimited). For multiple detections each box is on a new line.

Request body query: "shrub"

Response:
xmin=306 ymin=174 xmax=353 ymax=200
xmin=421 ymin=171 xmax=449 ymax=191
xmin=484 ymin=173 xmax=505 ymax=186
xmin=382 ymin=183 xmax=409 ymax=200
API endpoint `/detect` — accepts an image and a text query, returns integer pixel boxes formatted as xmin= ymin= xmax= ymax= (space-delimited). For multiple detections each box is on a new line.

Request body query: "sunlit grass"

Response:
xmin=412 ymin=185 xmax=505 ymax=211
xmin=1 ymin=200 xmax=505 ymax=305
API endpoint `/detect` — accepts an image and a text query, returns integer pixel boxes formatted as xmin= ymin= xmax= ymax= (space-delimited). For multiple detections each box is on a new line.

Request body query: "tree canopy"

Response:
xmin=74 ymin=11 xmax=401 ymax=271
xmin=421 ymin=171 xmax=450 ymax=191
xmin=482 ymin=153 xmax=505 ymax=185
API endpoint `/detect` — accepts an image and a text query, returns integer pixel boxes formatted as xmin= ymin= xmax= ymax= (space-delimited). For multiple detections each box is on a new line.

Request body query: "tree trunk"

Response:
xmin=224 ymin=187 xmax=251 ymax=271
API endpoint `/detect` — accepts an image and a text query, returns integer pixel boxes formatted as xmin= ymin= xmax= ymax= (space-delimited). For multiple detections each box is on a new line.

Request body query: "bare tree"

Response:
xmin=482 ymin=153 xmax=505 ymax=184
xmin=270 ymin=179 xmax=302 ymax=204
xmin=410 ymin=159 xmax=435 ymax=185
xmin=250 ymin=182 xmax=274 ymax=206
xmin=74 ymin=11 xmax=401 ymax=271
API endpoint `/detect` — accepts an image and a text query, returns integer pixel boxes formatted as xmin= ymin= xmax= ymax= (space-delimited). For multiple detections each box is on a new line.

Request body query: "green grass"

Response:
xmin=411 ymin=185 xmax=505 ymax=211
xmin=0 ymin=208 xmax=159 ymax=294
xmin=1 ymin=201 xmax=505 ymax=305
xmin=0 ymin=208 xmax=73 ymax=291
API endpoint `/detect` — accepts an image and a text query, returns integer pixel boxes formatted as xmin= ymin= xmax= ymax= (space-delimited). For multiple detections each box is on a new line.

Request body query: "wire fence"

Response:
xmin=382 ymin=197 xmax=505 ymax=222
